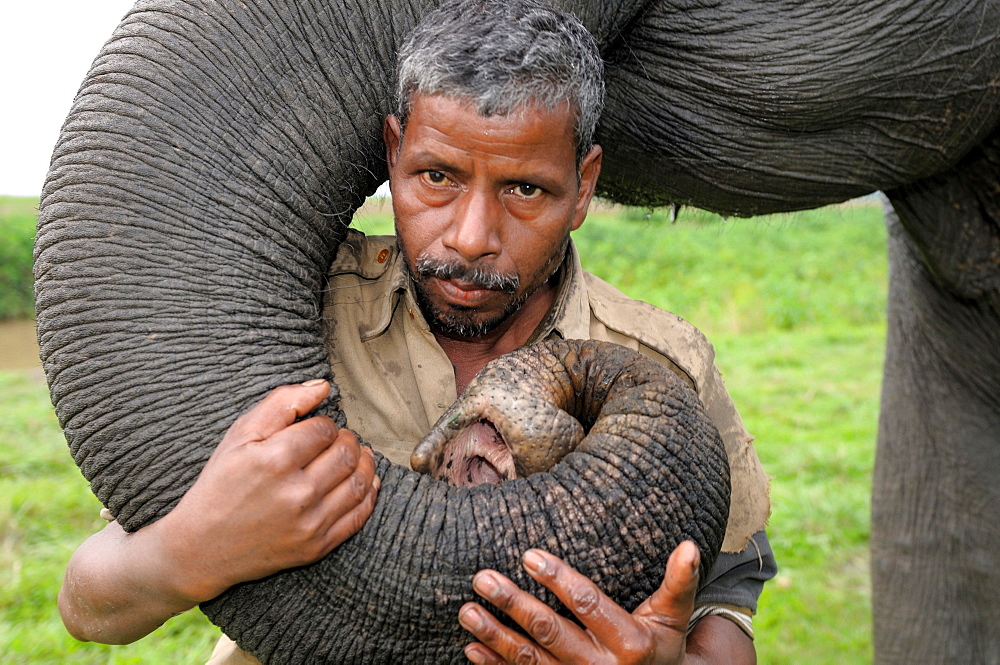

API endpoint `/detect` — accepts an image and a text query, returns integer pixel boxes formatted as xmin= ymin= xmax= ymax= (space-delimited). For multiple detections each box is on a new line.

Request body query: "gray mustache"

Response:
xmin=415 ymin=256 xmax=519 ymax=293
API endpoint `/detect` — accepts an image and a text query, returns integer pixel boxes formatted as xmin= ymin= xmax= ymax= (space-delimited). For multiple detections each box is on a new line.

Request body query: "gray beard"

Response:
xmin=405 ymin=260 xmax=527 ymax=338
xmin=412 ymin=280 xmax=533 ymax=338
xmin=397 ymin=235 xmax=569 ymax=339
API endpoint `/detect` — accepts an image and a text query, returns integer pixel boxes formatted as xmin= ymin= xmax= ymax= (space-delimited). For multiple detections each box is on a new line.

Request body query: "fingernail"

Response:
xmin=464 ymin=645 xmax=486 ymax=664
xmin=459 ymin=605 xmax=485 ymax=632
xmin=372 ymin=474 xmax=381 ymax=491
xmin=301 ymin=378 xmax=326 ymax=387
xmin=473 ymin=571 xmax=500 ymax=600
xmin=523 ymin=549 xmax=546 ymax=573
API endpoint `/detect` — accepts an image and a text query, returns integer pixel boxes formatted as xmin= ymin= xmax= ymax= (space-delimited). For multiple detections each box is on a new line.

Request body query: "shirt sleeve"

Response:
xmin=691 ymin=529 xmax=778 ymax=637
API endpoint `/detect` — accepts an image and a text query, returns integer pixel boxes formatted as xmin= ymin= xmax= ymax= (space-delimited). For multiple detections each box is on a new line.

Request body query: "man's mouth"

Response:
xmin=415 ymin=256 xmax=518 ymax=295
xmin=436 ymin=278 xmax=497 ymax=307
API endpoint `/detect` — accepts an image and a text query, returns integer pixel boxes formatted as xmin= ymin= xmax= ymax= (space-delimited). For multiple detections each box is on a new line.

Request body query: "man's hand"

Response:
xmin=159 ymin=379 xmax=380 ymax=601
xmin=458 ymin=541 xmax=701 ymax=665
xmin=59 ymin=379 xmax=380 ymax=644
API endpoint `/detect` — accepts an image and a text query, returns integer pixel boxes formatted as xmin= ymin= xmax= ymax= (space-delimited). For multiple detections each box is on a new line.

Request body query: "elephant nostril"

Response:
xmin=463 ymin=455 xmax=505 ymax=486
xmin=435 ymin=418 xmax=516 ymax=486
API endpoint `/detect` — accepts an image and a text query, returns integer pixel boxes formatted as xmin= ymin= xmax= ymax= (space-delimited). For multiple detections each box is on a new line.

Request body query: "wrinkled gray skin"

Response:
xmin=412 ymin=340 xmax=695 ymax=487
xmin=224 ymin=339 xmax=732 ymax=662
xmin=34 ymin=1 xmax=1000 ymax=663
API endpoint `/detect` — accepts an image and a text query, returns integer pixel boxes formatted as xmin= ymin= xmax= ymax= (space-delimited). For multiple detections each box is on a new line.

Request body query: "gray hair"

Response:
xmin=395 ymin=0 xmax=605 ymax=164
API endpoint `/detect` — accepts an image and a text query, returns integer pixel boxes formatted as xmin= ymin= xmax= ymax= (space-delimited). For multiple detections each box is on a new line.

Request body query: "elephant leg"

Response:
xmin=876 ymin=129 xmax=1000 ymax=664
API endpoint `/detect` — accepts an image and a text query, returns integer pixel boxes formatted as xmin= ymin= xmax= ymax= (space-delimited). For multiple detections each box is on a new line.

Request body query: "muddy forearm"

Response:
xmin=58 ymin=519 xmax=210 ymax=644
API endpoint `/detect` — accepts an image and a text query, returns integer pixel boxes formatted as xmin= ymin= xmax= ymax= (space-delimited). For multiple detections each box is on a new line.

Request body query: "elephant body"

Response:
xmin=35 ymin=0 xmax=1000 ymax=662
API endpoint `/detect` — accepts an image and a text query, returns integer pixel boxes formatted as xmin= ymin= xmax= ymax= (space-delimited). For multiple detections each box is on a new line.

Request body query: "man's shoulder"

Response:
xmin=581 ymin=270 xmax=717 ymax=384
xmin=328 ymin=229 xmax=397 ymax=280
xmin=323 ymin=230 xmax=404 ymax=338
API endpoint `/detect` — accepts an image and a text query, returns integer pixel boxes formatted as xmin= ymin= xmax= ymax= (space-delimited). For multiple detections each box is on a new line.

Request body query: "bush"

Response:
xmin=0 ymin=197 xmax=38 ymax=320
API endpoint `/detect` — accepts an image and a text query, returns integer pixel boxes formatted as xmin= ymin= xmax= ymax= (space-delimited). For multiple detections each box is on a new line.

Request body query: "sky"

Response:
xmin=1 ymin=2 xmax=137 ymax=197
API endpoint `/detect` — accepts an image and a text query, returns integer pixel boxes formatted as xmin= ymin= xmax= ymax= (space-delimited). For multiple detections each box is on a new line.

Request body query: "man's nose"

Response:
xmin=441 ymin=190 xmax=502 ymax=262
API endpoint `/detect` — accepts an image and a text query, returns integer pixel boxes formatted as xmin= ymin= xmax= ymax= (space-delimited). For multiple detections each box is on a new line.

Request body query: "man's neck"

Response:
xmin=434 ymin=280 xmax=557 ymax=394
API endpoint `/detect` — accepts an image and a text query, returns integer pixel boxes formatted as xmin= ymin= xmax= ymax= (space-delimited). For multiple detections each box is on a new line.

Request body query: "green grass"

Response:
xmin=1 ymin=198 xmax=884 ymax=663
xmin=0 ymin=196 xmax=38 ymax=320
xmin=0 ymin=372 xmax=221 ymax=664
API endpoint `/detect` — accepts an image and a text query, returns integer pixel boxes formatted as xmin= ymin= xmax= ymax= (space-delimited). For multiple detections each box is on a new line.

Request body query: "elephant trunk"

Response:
xmin=202 ymin=339 xmax=729 ymax=663
xmin=35 ymin=6 xmax=730 ymax=660
xmin=412 ymin=338 xmax=712 ymax=482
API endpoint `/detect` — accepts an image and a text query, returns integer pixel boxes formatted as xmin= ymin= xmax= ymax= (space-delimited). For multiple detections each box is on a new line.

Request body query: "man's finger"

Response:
xmin=301 ymin=429 xmax=367 ymax=488
xmin=458 ymin=595 xmax=560 ymax=665
xmin=467 ymin=561 xmax=626 ymax=662
xmin=226 ymin=380 xmax=331 ymax=442
xmin=518 ymin=549 xmax=640 ymax=648
xmin=315 ymin=461 xmax=380 ymax=552
xmin=264 ymin=414 xmax=348 ymax=471
xmin=311 ymin=441 xmax=379 ymax=510
xmin=636 ymin=540 xmax=700 ymax=633
xmin=462 ymin=641 xmax=504 ymax=665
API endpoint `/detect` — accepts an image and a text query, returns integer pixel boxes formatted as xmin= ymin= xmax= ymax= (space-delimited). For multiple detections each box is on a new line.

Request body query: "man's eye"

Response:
xmin=512 ymin=184 xmax=542 ymax=199
xmin=421 ymin=170 xmax=450 ymax=186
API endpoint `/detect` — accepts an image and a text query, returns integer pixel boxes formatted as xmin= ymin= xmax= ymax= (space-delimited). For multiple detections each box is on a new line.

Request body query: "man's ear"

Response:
xmin=384 ymin=115 xmax=403 ymax=172
xmin=571 ymin=144 xmax=603 ymax=231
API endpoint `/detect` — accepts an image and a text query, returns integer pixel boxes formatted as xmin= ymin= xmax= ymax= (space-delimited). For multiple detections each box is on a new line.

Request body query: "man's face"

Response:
xmin=384 ymin=94 xmax=602 ymax=338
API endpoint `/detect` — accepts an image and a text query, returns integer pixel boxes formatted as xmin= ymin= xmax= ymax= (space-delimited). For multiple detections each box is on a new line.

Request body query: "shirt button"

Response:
xmin=376 ymin=249 xmax=389 ymax=264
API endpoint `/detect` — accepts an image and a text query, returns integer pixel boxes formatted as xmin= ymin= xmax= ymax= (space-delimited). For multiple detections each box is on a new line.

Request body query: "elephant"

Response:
xmin=34 ymin=0 xmax=1000 ymax=663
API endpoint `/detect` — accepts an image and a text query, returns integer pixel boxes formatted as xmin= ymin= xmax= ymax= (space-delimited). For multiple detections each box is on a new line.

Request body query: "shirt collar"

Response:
xmin=334 ymin=233 xmax=411 ymax=342
xmin=528 ymin=239 xmax=591 ymax=343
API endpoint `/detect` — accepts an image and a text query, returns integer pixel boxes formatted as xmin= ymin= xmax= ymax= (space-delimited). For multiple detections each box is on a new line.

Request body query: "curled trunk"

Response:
xmin=202 ymin=339 xmax=729 ymax=663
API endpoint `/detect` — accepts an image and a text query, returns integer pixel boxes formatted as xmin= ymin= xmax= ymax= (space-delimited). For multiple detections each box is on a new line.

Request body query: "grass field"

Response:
xmin=0 ymin=196 xmax=37 ymax=320
xmin=2 ymin=197 xmax=885 ymax=663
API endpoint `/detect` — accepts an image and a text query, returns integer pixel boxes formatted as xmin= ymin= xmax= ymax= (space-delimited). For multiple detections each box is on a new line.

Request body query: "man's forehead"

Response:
xmin=399 ymin=94 xmax=577 ymax=163
xmin=406 ymin=92 xmax=575 ymax=127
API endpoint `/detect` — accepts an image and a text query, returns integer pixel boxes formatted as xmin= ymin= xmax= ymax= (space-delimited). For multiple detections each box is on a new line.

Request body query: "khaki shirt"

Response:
xmin=324 ymin=230 xmax=769 ymax=550
xmin=207 ymin=230 xmax=770 ymax=664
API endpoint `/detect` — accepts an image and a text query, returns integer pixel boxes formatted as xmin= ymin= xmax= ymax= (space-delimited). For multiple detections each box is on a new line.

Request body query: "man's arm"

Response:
xmin=686 ymin=616 xmax=756 ymax=664
xmin=58 ymin=380 xmax=380 ymax=644
xmin=458 ymin=542 xmax=755 ymax=665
